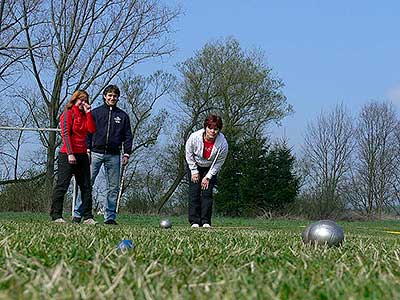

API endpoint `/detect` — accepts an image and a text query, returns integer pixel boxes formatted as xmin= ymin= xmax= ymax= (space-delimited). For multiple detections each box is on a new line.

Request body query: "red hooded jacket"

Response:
xmin=60 ymin=105 xmax=96 ymax=154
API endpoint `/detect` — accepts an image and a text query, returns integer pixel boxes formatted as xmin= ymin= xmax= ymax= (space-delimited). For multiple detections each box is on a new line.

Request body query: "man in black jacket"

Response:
xmin=73 ymin=85 xmax=133 ymax=225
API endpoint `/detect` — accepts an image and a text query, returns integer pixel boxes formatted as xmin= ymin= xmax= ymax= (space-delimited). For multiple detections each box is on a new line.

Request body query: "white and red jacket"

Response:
xmin=185 ymin=129 xmax=229 ymax=179
xmin=60 ymin=105 xmax=96 ymax=154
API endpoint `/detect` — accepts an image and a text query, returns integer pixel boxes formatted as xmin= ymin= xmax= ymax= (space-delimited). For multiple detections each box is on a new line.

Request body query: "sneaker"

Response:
xmin=72 ymin=217 xmax=81 ymax=224
xmin=83 ymin=218 xmax=98 ymax=225
xmin=53 ymin=218 xmax=66 ymax=223
xmin=202 ymin=223 xmax=211 ymax=228
xmin=104 ymin=219 xmax=118 ymax=225
xmin=191 ymin=223 xmax=200 ymax=228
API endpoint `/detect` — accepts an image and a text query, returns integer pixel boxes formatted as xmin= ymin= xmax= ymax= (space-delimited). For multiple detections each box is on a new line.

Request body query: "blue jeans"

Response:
xmin=74 ymin=152 xmax=121 ymax=221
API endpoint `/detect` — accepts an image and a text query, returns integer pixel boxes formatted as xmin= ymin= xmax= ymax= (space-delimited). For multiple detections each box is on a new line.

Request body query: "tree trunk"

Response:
xmin=157 ymin=151 xmax=186 ymax=213
xmin=44 ymin=131 xmax=57 ymax=205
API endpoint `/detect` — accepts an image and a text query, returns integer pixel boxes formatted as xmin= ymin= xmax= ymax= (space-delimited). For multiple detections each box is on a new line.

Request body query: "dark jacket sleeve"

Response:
xmin=123 ymin=113 xmax=133 ymax=155
xmin=86 ymin=111 xmax=96 ymax=134
xmin=86 ymin=109 xmax=96 ymax=150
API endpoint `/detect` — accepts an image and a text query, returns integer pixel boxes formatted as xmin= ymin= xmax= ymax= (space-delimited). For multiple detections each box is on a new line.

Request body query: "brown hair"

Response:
xmin=65 ymin=90 xmax=89 ymax=110
xmin=103 ymin=85 xmax=120 ymax=97
xmin=203 ymin=113 xmax=223 ymax=130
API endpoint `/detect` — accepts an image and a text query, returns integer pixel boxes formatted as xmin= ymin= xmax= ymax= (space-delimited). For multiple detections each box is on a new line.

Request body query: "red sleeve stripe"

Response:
xmin=62 ymin=111 xmax=73 ymax=154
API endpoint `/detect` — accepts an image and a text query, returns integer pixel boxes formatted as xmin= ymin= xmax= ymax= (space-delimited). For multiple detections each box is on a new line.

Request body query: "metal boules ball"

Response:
xmin=116 ymin=239 xmax=135 ymax=252
xmin=301 ymin=223 xmax=313 ymax=244
xmin=302 ymin=220 xmax=344 ymax=247
xmin=160 ymin=219 xmax=172 ymax=229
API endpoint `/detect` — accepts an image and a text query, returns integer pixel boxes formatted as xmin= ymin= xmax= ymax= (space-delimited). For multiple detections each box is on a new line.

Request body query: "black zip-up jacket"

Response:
xmin=87 ymin=104 xmax=133 ymax=155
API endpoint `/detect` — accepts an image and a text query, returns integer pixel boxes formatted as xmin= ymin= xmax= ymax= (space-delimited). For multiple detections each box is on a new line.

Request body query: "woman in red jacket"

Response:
xmin=50 ymin=90 xmax=97 ymax=224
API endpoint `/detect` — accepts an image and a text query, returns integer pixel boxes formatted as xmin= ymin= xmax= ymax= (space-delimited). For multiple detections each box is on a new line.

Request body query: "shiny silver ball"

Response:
xmin=160 ymin=219 xmax=172 ymax=229
xmin=302 ymin=220 xmax=344 ymax=247
xmin=301 ymin=223 xmax=313 ymax=244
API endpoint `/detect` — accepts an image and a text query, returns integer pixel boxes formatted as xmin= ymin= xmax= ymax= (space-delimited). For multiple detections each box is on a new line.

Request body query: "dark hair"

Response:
xmin=65 ymin=90 xmax=89 ymax=110
xmin=204 ymin=113 xmax=223 ymax=130
xmin=103 ymin=85 xmax=120 ymax=97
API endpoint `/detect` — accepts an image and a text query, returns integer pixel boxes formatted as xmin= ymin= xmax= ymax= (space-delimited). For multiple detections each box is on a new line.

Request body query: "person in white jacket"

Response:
xmin=185 ymin=113 xmax=229 ymax=228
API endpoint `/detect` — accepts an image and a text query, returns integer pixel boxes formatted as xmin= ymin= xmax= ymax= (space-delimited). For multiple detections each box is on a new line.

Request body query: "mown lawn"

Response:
xmin=0 ymin=213 xmax=399 ymax=299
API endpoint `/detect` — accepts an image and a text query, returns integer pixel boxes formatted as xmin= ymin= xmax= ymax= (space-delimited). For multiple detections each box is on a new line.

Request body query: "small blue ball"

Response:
xmin=116 ymin=239 xmax=135 ymax=252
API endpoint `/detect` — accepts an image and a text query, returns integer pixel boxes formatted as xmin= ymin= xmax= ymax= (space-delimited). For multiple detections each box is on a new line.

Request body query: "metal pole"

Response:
xmin=0 ymin=126 xmax=61 ymax=132
xmin=71 ymin=176 xmax=78 ymax=217
xmin=116 ymin=163 xmax=128 ymax=214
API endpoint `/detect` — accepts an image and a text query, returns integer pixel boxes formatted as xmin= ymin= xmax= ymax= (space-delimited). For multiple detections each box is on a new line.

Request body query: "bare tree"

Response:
xmin=350 ymin=101 xmax=399 ymax=218
xmin=0 ymin=102 xmax=32 ymax=182
xmin=118 ymin=71 xmax=172 ymax=194
xmin=0 ymin=108 xmax=14 ymax=181
xmin=301 ymin=104 xmax=354 ymax=219
xmin=390 ymin=121 xmax=400 ymax=215
xmin=0 ymin=0 xmax=33 ymax=82
xmin=15 ymin=0 xmax=179 ymax=200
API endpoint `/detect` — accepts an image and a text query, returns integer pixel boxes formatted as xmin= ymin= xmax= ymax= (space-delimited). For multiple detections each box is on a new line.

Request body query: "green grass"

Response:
xmin=0 ymin=213 xmax=400 ymax=299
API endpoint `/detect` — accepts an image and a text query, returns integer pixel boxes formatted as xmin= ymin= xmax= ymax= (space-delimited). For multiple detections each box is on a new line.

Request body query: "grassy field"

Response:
xmin=0 ymin=213 xmax=400 ymax=299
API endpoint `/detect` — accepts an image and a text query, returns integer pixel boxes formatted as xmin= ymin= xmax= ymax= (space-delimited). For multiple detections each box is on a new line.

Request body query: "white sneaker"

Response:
xmin=53 ymin=218 xmax=66 ymax=223
xmin=202 ymin=223 xmax=211 ymax=228
xmin=191 ymin=223 xmax=200 ymax=228
xmin=83 ymin=218 xmax=98 ymax=225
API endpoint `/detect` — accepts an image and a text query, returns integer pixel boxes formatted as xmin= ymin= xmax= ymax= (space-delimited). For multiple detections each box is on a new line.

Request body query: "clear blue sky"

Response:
xmin=141 ymin=0 xmax=400 ymax=152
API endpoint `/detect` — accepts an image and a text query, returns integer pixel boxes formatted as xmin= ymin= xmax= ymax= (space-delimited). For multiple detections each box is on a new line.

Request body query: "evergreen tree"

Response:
xmin=237 ymin=136 xmax=270 ymax=215
xmin=215 ymin=134 xmax=270 ymax=216
xmin=263 ymin=142 xmax=300 ymax=210
xmin=216 ymin=138 xmax=300 ymax=216
xmin=214 ymin=134 xmax=243 ymax=216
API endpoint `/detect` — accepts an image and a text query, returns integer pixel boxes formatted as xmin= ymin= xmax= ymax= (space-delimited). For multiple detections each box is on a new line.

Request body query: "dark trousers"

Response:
xmin=188 ymin=166 xmax=217 ymax=226
xmin=50 ymin=153 xmax=93 ymax=220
